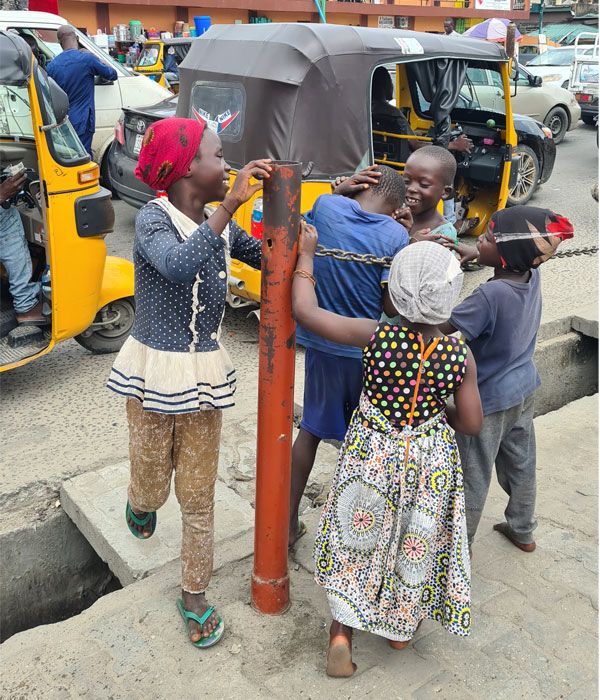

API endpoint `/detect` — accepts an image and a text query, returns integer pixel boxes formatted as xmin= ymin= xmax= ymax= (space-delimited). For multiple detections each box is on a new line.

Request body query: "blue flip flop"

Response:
xmin=177 ymin=599 xmax=225 ymax=649
xmin=125 ymin=501 xmax=157 ymax=539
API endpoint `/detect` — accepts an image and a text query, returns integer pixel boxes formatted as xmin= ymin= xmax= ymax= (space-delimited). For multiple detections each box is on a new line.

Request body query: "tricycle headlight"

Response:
xmin=542 ymin=126 xmax=553 ymax=139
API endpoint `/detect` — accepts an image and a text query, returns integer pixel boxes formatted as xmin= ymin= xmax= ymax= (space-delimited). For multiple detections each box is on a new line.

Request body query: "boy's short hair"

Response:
xmin=412 ymin=145 xmax=457 ymax=186
xmin=370 ymin=164 xmax=406 ymax=209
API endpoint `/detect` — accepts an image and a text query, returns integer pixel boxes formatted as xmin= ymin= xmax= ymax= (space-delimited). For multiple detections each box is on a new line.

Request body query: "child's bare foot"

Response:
xmin=288 ymin=520 xmax=307 ymax=549
xmin=389 ymin=639 xmax=410 ymax=650
xmin=326 ymin=621 xmax=356 ymax=678
xmin=181 ymin=590 xmax=221 ymax=643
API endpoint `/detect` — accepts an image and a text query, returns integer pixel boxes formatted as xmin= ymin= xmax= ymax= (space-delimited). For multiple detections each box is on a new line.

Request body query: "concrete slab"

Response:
xmin=61 ymin=461 xmax=255 ymax=586
xmin=1 ymin=395 xmax=598 ymax=697
xmin=571 ymin=302 xmax=599 ymax=339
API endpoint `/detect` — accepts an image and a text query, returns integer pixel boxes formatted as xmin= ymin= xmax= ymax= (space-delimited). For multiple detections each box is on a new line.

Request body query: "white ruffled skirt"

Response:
xmin=107 ymin=336 xmax=236 ymax=414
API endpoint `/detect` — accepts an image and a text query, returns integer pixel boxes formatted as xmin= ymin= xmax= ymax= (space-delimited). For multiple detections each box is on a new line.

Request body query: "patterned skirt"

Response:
xmin=314 ymin=392 xmax=471 ymax=641
xmin=107 ymin=336 xmax=236 ymax=414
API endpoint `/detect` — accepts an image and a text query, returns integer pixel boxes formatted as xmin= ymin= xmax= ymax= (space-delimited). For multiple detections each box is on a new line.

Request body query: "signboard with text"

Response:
xmin=474 ymin=0 xmax=511 ymax=10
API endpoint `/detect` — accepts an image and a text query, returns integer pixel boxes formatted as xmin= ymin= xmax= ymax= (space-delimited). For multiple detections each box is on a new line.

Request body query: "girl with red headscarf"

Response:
xmin=107 ymin=117 xmax=271 ymax=648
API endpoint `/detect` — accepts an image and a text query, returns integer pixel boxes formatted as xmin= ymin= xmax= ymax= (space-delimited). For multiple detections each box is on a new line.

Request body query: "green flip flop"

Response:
xmin=125 ymin=501 xmax=157 ymax=539
xmin=177 ymin=599 xmax=225 ymax=649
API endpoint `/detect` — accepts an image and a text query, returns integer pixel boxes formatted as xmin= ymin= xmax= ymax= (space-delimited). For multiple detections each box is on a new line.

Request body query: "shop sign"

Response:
xmin=474 ymin=0 xmax=511 ymax=9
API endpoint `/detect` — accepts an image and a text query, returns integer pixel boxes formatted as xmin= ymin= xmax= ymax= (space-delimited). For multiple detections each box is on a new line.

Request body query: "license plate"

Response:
xmin=133 ymin=133 xmax=143 ymax=155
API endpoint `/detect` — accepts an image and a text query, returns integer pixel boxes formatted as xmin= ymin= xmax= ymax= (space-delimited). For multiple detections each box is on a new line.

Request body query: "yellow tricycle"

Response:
xmin=0 ymin=30 xmax=134 ymax=371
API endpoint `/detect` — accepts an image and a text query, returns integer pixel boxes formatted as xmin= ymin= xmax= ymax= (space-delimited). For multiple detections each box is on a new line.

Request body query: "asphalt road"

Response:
xmin=1 ymin=123 xmax=598 ymax=501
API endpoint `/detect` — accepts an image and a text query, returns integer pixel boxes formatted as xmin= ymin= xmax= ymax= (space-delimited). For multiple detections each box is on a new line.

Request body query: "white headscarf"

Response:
xmin=388 ymin=241 xmax=463 ymax=325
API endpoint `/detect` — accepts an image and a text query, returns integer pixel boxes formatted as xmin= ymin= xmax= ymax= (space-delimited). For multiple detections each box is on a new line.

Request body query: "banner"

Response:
xmin=474 ymin=0 xmax=511 ymax=10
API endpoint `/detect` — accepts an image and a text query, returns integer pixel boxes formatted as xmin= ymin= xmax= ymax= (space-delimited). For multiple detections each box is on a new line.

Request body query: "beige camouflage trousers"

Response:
xmin=126 ymin=398 xmax=222 ymax=593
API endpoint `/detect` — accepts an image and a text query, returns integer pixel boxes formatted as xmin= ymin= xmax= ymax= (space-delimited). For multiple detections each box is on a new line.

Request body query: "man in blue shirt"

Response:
xmin=289 ymin=165 xmax=410 ymax=545
xmin=47 ymin=26 xmax=117 ymax=158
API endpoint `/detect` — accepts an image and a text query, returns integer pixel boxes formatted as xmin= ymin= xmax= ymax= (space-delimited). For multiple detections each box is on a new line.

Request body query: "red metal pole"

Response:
xmin=252 ymin=161 xmax=301 ymax=614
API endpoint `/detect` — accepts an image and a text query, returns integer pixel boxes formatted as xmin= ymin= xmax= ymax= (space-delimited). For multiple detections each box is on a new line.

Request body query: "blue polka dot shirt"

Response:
xmin=131 ymin=202 xmax=261 ymax=352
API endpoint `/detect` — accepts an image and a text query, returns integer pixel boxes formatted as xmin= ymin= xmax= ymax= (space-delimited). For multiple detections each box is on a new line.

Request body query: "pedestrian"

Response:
xmin=163 ymin=46 xmax=179 ymax=90
xmin=289 ymin=165 xmax=412 ymax=546
xmin=439 ymin=206 xmax=574 ymax=552
xmin=0 ymin=171 xmax=47 ymax=326
xmin=443 ymin=18 xmax=461 ymax=37
xmin=47 ymin=25 xmax=117 ymax=158
xmin=293 ymin=228 xmax=483 ymax=677
xmin=403 ymin=145 xmax=460 ymax=242
xmin=106 ymin=117 xmax=272 ymax=648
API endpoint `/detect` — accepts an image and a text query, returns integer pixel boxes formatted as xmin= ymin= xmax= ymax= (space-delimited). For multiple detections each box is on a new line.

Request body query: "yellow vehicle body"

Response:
xmin=0 ymin=31 xmax=134 ymax=371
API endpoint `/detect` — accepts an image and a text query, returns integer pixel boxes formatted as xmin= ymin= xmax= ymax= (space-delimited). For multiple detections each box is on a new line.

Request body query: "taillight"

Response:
xmin=251 ymin=197 xmax=264 ymax=240
xmin=114 ymin=115 xmax=125 ymax=146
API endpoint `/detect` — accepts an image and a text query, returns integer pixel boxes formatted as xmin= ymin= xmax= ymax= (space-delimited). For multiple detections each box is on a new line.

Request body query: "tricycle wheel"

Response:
xmin=75 ymin=297 xmax=135 ymax=355
xmin=507 ymin=145 xmax=540 ymax=207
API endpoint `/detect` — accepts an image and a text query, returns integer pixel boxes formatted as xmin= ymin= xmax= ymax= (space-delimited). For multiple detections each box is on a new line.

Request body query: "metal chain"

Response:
xmin=315 ymin=244 xmax=598 ymax=268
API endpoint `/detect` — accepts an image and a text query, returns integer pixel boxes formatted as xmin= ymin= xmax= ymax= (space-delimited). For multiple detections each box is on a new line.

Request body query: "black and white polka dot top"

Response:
xmin=131 ymin=202 xmax=261 ymax=352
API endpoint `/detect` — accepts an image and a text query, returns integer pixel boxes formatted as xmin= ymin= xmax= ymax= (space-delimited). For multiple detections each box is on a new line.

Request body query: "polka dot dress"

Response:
xmin=363 ymin=324 xmax=467 ymax=428
xmin=314 ymin=322 xmax=471 ymax=642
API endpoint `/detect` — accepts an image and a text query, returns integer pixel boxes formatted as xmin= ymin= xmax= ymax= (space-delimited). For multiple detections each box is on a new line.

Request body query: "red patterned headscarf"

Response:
xmin=490 ymin=205 xmax=574 ymax=273
xmin=135 ymin=117 xmax=206 ymax=191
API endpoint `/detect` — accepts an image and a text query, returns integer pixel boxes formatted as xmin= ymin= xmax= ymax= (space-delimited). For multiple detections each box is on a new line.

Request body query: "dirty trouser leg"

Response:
xmin=173 ymin=409 xmax=222 ymax=593
xmin=495 ymin=394 xmax=537 ymax=544
xmin=457 ymin=408 xmax=514 ymax=544
xmin=126 ymin=398 xmax=174 ymax=513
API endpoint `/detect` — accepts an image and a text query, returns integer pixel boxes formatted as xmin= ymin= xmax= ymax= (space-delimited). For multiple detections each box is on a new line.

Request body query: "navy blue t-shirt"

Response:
xmin=450 ymin=269 xmax=542 ymax=416
xmin=296 ymin=194 xmax=409 ymax=359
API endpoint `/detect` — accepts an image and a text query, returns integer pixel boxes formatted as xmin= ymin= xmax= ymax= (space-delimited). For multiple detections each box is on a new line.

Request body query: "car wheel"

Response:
xmin=582 ymin=114 xmax=597 ymax=126
xmin=508 ymin=145 xmax=540 ymax=207
xmin=75 ymin=297 xmax=135 ymax=354
xmin=544 ymin=106 xmax=569 ymax=144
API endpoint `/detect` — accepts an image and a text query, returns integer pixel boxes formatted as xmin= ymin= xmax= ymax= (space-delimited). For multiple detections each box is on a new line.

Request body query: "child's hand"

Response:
xmin=226 ymin=159 xmax=272 ymax=208
xmin=298 ymin=221 xmax=318 ymax=258
xmin=394 ymin=205 xmax=413 ymax=230
xmin=331 ymin=166 xmax=382 ymax=197
xmin=439 ymin=236 xmax=479 ymax=265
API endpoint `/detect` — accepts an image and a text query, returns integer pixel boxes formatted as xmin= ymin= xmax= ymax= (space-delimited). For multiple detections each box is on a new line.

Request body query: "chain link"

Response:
xmin=315 ymin=244 xmax=598 ymax=268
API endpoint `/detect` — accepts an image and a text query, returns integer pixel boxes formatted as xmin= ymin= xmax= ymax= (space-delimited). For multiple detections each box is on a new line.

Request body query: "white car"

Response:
xmin=526 ymin=45 xmax=595 ymax=90
xmin=466 ymin=64 xmax=581 ymax=143
xmin=0 ymin=11 xmax=171 ymax=179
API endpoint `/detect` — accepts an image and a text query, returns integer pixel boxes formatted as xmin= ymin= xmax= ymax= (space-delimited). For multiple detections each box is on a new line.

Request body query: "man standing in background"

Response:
xmin=47 ymin=25 xmax=117 ymax=159
xmin=443 ymin=18 xmax=461 ymax=37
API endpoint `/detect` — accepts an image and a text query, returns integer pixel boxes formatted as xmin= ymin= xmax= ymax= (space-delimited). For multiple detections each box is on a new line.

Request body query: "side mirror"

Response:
xmin=48 ymin=77 xmax=69 ymax=125
xmin=531 ymin=75 xmax=543 ymax=87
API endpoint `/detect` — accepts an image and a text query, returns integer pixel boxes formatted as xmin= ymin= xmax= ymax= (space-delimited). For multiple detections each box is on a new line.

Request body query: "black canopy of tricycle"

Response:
xmin=178 ymin=23 xmax=508 ymax=177
xmin=0 ymin=30 xmax=32 ymax=87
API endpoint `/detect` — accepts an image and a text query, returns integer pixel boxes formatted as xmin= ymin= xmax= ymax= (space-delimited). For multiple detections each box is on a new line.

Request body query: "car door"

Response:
xmin=467 ymin=67 xmax=505 ymax=113
xmin=510 ymin=68 xmax=543 ymax=121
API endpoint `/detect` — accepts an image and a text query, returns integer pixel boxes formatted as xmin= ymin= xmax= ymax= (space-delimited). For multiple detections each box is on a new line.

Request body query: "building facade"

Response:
xmin=54 ymin=0 xmax=531 ymax=37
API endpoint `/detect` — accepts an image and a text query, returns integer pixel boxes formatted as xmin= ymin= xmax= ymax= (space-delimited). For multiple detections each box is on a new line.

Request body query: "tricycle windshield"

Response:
xmin=137 ymin=45 xmax=160 ymax=68
xmin=34 ymin=65 xmax=89 ymax=165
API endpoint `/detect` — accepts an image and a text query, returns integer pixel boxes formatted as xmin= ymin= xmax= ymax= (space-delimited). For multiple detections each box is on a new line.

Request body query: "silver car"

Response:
xmin=467 ymin=64 xmax=581 ymax=143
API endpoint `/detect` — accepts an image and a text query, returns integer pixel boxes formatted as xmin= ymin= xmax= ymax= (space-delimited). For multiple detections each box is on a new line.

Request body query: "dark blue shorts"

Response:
xmin=300 ymin=347 xmax=363 ymax=442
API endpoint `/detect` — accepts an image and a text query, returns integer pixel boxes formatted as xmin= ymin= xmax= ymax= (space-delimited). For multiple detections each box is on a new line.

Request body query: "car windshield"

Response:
xmin=528 ymin=49 xmax=575 ymax=66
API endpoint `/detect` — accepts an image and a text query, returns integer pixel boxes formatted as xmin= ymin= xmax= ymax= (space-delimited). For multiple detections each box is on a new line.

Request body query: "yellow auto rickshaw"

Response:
xmin=176 ymin=23 xmax=519 ymax=306
xmin=134 ymin=38 xmax=192 ymax=93
xmin=0 ymin=30 xmax=134 ymax=372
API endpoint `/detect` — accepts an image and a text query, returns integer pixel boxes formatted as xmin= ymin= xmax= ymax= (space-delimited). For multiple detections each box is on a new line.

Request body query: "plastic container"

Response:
xmin=188 ymin=29 xmax=196 ymax=37
xmin=129 ymin=20 xmax=143 ymax=40
xmin=250 ymin=197 xmax=264 ymax=240
xmin=193 ymin=16 xmax=211 ymax=37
